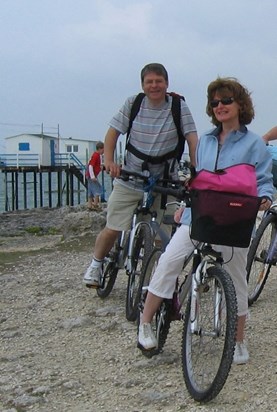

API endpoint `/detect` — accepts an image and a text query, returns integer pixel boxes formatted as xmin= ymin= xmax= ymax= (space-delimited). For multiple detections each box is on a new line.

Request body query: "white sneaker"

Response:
xmin=83 ymin=265 xmax=102 ymax=287
xmin=138 ymin=323 xmax=158 ymax=350
xmin=233 ymin=341 xmax=249 ymax=365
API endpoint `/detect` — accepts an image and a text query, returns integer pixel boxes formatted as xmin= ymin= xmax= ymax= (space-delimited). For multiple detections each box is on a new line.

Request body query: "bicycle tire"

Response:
xmin=96 ymin=242 xmax=119 ymax=299
xmin=126 ymin=222 xmax=153 ymax=321
xmin=182 ymin=266 xmax=237 ymax=402
xmin=246 ymin=212 xmax=276 ymax=306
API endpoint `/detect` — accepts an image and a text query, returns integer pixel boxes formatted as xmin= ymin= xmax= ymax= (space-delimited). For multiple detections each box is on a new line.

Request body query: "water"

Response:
xmin=0 ymin=171 xmax=113 ymax=213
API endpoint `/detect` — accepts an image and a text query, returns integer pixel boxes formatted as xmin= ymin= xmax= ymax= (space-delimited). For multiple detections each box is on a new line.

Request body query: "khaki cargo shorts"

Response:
xmin=106 ymin=181 xmax=177 ymax=234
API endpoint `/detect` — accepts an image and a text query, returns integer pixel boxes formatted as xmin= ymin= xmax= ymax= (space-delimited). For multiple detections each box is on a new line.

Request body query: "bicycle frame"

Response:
xmin=126 ymin=193 xmax=182 ymax=273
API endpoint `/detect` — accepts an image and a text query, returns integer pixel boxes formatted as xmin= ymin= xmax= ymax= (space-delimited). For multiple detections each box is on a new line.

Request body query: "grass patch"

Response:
xmin=24 ymin=226 xmax=43 ymax=235
xmin=24 ymin=226 xmax=60 ymax=236
xmin=47 ymin=227 xmax=60 ymax=235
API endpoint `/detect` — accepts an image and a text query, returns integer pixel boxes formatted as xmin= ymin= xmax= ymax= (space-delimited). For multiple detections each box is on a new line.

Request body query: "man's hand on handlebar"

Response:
xmin=104 ymin=160 xmax=121 ymax=178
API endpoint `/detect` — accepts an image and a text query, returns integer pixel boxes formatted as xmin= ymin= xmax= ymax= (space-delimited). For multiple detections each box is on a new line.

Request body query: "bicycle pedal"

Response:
xmin=200 ymin=284 xmax=210 ymax=293
xmin=85 ymin=284 xmax=99 ymax=289
xmin=137 ymin=342 xmax=160 ymax=358
xmin=170 ymin=312 xmax=182 ymax=321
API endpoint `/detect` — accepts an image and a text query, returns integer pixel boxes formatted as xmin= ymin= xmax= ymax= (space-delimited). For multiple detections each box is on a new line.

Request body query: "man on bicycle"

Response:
xmin=83 ymin=63 xmax=198 ymax=287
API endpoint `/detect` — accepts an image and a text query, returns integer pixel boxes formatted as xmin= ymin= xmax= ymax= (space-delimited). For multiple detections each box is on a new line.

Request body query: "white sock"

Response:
xmin=90 ymin=257 xmax=103 ymax=268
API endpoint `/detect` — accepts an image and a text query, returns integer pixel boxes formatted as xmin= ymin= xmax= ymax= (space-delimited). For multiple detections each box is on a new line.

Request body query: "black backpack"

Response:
xmin=125 ymin=92 xmax=186 ymax=166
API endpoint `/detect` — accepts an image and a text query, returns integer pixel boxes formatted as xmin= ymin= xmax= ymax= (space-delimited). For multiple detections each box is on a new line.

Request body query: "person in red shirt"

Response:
xmin=86 ymin=141 xmax=104 ymax=210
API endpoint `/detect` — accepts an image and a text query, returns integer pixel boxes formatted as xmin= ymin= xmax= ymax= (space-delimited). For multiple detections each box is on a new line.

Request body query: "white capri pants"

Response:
xmin=148 ymin=224 xmax=248 ymax=316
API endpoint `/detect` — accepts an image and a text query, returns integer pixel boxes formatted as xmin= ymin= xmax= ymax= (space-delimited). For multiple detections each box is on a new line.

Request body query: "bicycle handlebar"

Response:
xmin=118 ymin=169 xmax=191 ymax=204
xmin=119 ymin=169 xmax=181 ymax=185
xmin=152 ymin=185 xmax=191 ymax=205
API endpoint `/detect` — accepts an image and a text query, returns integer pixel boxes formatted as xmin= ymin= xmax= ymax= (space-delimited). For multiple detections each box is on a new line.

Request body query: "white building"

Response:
xmin=2 ymin=134 xmax=100 ymax=167
xmin=58 ymin=136 xmax=99 ymax=165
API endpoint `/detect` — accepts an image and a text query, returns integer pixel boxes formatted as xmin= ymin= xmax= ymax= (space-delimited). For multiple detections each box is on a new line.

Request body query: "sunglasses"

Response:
xmin=210 ymin=97 xmax=234 ymax=108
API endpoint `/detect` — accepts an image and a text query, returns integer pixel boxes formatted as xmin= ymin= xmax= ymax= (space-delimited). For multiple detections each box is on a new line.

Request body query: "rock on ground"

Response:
xmin=0 ymin=206 xmax=277 ymax=411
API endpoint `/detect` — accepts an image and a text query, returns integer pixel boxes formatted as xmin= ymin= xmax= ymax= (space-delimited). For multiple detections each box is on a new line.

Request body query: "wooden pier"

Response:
xmin=0 ymin=152 xmax=112 ymax=212
xmin=0 ymin=164 xmax=88 ymax=212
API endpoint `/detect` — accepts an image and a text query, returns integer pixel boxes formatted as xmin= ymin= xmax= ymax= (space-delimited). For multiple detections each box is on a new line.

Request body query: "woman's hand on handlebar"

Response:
xmin=259 ymin=198 xmax=272 ymax=211
xmin=104 ymin=160 xmax=121 ymax=178
xmin=174 ymin=207 xmax=185 ymax=223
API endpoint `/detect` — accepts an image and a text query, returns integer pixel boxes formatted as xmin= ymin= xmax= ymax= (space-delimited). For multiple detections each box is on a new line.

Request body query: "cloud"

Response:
xmin=65 ymin=1 xmax=152 ymax=42
xmin=1 ymin=0 xmax=277 ymax=147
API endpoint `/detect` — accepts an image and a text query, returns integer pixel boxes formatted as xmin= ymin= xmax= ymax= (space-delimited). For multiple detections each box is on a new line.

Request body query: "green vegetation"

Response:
xmin=24 ymin=226 xmax=43 ymax=235
xmin=24 ymin=226 xmax=60 ymax=235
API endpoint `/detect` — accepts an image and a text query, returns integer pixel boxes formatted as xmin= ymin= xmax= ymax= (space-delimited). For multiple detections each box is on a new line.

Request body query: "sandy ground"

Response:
xmin=1 ymin=209 xmax=277 ymax=411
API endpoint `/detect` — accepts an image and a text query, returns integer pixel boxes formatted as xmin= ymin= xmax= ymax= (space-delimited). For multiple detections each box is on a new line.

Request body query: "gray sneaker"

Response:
xmin=83 ymin=266 xmax=102 ymax=288
xmin=233 ymin=341 xmax=249 ymax=365
xmin=138 ymin=323 xmax=158 ymax=350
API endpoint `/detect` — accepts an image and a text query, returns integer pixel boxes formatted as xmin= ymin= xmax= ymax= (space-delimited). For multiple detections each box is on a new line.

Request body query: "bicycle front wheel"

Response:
xmin=126 ymin=222 xmax=153 ymax=321
xmin=182 ymin=266 xmax=237 ymax=402
xmin=247 ymin=212 xmax=276 ymax=306
xmin=97 ymin=241 xmax=119 ymax=299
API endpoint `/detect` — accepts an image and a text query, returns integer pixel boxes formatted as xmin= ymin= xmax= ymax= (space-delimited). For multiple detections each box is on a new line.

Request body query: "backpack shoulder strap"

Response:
xmin=169 ymin=92 xmax=186 ymax=162
xmin=124 ymin=93 xmax=145 ymax=165
xmin=126 ymin=93 xmax=145 ymax=138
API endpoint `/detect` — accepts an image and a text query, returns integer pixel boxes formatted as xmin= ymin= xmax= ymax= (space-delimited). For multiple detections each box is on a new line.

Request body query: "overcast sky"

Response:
xmin=1 ymin=0 xmax=277 ymax=153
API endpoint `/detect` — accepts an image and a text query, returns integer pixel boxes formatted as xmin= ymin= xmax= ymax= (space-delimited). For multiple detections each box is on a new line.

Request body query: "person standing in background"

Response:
xmin=86 ymin=141 xmax=104 ymax=210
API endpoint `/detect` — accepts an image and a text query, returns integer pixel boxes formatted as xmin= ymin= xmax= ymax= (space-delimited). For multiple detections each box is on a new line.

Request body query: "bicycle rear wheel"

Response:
xmin=182 ymin=266 xmax=237 ymax=402
xmin=96 ymin=241 xmax=119 ymax=299
xmin=126 ymin=222 xmax=153 ymax=321
xmin=247 ymin=212 xmax=276 ymax=306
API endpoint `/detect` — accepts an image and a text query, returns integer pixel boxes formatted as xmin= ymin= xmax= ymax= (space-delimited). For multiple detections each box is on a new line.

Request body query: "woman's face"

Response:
xmin=211 ymin=92 xmax=240 ymax=125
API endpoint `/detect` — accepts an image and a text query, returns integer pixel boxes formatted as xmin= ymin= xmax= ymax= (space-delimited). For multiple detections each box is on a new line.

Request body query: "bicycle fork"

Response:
xmin=125 ymin=212 xmax=139 ymax=275
xmin=190 ymin=258 xmax=223 ymax=337
xmin=125 ymin=220 xmax=151 ymax=275
xmin=190 ymin=259 xmax=205 ymax=335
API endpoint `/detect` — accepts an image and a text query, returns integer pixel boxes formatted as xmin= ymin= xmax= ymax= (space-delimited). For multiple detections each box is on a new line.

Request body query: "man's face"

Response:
xmin=142 ymin=72 xmax=168 ymax=104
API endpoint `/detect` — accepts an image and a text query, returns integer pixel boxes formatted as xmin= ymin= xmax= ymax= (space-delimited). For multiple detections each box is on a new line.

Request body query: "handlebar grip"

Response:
xmin=119 ymin=169 xmax=149 ymax=183
xmin=153 ymin=185 xmax=190 ymax=204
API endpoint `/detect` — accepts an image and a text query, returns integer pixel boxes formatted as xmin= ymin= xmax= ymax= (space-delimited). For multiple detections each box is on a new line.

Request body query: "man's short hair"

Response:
xmin=140 ymin=63 xmax=168 ymax=83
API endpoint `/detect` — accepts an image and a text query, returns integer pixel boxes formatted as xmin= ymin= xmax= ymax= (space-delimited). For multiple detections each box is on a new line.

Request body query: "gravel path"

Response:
xmin=1 ymin=208 xmax=277 ymax=411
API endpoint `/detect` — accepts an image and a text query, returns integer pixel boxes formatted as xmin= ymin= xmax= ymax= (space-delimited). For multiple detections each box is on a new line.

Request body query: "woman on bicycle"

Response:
xmin=138 ymin=77 xmax=273 ymax=365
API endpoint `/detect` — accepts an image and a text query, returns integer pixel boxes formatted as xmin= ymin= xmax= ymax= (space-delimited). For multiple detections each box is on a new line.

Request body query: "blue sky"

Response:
xmin=1 ymin=0 xmax=277 ymax=152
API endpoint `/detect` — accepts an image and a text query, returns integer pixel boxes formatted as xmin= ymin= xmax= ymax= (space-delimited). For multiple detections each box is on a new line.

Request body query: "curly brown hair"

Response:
xmin=206 ymin=77 xmax=255 ymax=126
